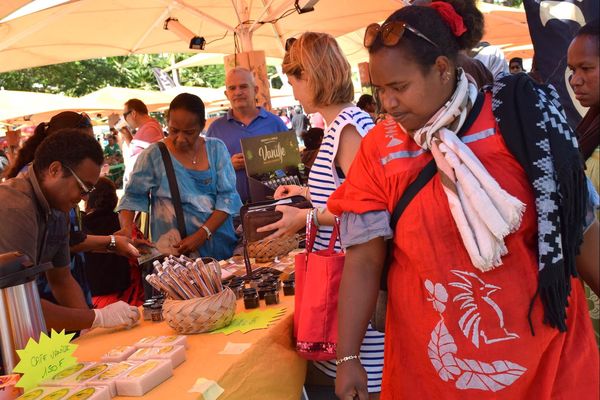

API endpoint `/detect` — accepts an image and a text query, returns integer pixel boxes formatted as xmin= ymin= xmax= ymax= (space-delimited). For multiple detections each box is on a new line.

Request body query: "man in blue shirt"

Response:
xmin=206 ymin=67 xmax=288 ymax=203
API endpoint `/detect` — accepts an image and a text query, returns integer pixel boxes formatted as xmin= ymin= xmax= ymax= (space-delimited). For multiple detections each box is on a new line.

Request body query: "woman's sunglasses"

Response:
xmin=363 ymin=21 xmax=439 ymax=49
xmin=285 ymin=37 xmax=297 ymax=52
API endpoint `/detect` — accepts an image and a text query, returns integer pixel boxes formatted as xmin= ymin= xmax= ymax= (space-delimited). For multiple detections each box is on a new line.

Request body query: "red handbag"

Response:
xmin=294 ymin=211 xmax=344 ymax=361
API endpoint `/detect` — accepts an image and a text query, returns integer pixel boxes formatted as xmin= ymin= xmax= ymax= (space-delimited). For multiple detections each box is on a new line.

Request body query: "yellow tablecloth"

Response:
xmin=73 ymin=295 xmax=306 ymax=399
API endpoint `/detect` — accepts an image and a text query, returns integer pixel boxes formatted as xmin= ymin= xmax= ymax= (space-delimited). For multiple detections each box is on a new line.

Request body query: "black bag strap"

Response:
xmin=157 ymin=141 xmax=187 ymax=239
xmin=380 ymin=92 xmax=485 ymax=290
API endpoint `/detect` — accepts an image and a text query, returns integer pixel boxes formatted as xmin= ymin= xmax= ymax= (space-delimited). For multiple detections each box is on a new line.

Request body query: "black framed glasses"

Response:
xmin=62 ymin=164 xmax=95 ymax=196
xmin=364 ymin=21 xmax=439 ymax=49
xmin=123 ymin=110 xmax=133 ymax=119
xmin=285 ymin=37 xmax=297 ymax=52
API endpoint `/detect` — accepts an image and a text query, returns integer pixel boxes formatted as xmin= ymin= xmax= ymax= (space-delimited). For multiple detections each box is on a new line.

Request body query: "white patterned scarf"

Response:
xmin=408 ymin=69 xmax=525 ymax=272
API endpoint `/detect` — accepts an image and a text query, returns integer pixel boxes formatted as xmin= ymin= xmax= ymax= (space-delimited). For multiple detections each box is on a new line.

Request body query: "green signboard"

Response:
xmin=240 ymin=131 xmax=300 ymax=177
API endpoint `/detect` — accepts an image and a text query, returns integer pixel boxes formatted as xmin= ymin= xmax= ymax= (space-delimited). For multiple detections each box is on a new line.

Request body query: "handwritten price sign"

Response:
xmin=13 ymin=329 xmax=78 ymax=390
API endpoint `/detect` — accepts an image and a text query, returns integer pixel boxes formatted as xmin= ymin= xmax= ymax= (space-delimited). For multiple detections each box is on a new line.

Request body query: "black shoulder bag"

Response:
xmin=370 ymin=92 xmax=484 ymax=332
xmin=157 ymin=142 xmax=187 ymax=240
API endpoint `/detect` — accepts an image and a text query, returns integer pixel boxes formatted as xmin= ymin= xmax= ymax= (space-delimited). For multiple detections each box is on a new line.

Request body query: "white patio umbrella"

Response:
xmin=336 ymin=2 xmax=533 ymax=66
xmin=161 ymin=2 xmax=532 ymax=72
xmin=0 ymin=0 xmax=404 ymax=73
xmin=164 ymin=52 xmax=283 ymax=71
xmin=79 ymin=86 xmax=174 ymax=112
xmin=0 ymin=89 xmax=112 ymax=124
xmin=0 ymin=0 xmax=32 ymax=21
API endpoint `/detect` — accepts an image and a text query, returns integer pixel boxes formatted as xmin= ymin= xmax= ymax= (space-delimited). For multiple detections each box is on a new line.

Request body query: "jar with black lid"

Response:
xmin=264 ymin=288 xmax=280 ymax=305
xmin=282 ymin=279 xmax=295 ymax=296
xmin=243 ymin=288 xmax=259 ymax=309
xmin=257 ymin=282 xmax=271 ymax=300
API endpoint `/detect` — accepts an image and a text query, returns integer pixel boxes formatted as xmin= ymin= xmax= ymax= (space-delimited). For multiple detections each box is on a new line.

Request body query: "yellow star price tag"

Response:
xmin=210 ymin=308 xmax=286 ymax=335
xmin=13 ymin=329 xmax=78 ymax=391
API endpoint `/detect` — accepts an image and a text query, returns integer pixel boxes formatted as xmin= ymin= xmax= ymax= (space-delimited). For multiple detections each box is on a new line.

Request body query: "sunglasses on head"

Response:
xmin=285 ymin=37 xmax=297 ymax=52
xmin=364 ymin=21 xmax=439 ymax=49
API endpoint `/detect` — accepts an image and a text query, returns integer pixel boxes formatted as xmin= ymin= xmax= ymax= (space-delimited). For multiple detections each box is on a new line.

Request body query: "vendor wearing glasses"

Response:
xmin=331 ymin=3 xmax=598 ymax=399
xmin=0 ymin=130 xmax=141 ymax=336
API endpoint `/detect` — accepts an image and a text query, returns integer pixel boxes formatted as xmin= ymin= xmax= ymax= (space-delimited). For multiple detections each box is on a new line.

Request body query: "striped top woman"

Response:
xmin=257 ymin=31 xmax=385 ymax=397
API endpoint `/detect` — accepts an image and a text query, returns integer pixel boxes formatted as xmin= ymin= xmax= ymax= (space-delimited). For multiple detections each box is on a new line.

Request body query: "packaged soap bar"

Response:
xmin=47 ymin=363 xmax=111 ymax=387
xmin=16 ymin=386 xmax=73 ymax=399
xmin=44 ymin=363 xmax=96 ymax=386
xmin=86 ymin=361 xmax=139 ymax=397
xmin=115 ymin=359 xmax=173 ymax=396
xmin=152 ymin=335 xmax=188 ymax=349
xmin=100 ymin=346 xmax=136 ymax=363
xmin=133 ymin=336 xmax=159 ymax=348
xmin=65 ymin=386 xmax=111 ymax=400
xmin=127 ymin=345 xmax=186 ymax=368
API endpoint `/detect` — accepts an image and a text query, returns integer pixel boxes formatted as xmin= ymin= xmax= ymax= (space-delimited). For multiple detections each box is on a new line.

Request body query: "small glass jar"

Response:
xmin=249 ymin=273 xmax=263 ymax=290
xmin=243 ymin=288 xmax=259 ymax=309
xmin=142 ymin=300 xmax=155 ymax=321
xmin=264 ymin=277 xmax=280 ymax=291
xmin=282 ymin=279 xmax=295 ymax=296
xmin=150 ymin=303 xmax=163 ymax=322
xmin=264 ymin=288 xmax=280 ymax=305
xmin=228 ymin=281 xmax=244 ymax=299
xmin=257 ymin=282 xmax=271 ymax=300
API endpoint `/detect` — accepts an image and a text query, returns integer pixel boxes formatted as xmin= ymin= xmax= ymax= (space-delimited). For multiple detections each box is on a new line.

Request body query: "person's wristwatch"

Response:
xmin=107 ymin=235 xmax=117 ymax=252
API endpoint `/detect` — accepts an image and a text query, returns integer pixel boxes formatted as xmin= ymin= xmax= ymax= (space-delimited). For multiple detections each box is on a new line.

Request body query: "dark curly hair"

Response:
xmin=87 ymin=176 xmax=118 ymax=211
xmin=4 ymin=111 xmax=93 ymax=179
xmin=369 ymin=3 xmax=479 ymax=71
xmin=33 ymin=128 xmax=103 ymax=179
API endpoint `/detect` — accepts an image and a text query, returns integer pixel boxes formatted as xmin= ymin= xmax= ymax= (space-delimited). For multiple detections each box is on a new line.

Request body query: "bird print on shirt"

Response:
xmin=449 ymin=270 xmax=519 ymax=348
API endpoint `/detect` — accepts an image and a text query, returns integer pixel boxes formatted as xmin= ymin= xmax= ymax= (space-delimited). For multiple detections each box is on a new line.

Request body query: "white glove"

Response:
xmin=92 ymin=301 xmax=140 ymax=329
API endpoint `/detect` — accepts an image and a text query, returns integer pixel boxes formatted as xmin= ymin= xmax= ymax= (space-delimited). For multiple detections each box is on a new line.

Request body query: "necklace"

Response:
xmin=191 ymin=140 xmax=200 ymax=165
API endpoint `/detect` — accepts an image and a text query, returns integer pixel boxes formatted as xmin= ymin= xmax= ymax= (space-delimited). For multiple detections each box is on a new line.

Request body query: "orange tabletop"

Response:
xmin=73 ymin=294 xmax=306 ymax=399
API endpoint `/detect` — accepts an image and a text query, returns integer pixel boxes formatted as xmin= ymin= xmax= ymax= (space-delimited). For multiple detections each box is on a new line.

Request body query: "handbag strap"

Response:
xmin=157 ymin=141 xmax=187 ymax=239
xmin=305 ymin=209 xmax=341 ymax=254
xmin=380 ymin=92 xmax=485 ymax=291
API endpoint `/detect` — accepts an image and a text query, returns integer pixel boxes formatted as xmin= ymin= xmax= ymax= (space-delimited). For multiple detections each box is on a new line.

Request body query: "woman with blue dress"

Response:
xmin=118 ymin=93 xmax=242 ymax=261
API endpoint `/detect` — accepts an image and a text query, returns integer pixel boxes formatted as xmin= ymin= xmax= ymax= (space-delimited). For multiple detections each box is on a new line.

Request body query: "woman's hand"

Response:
xmin=114 ymin=235 xmax=141 ymax=258
xmin=173 ymin=230 xmax=206 ymax=256
xmin=256 ymin=205 xmax=308 ymax=240
xmin=114 ymin=227 xmax=154 ymax=254
xmin=335 ymin=360 xmax=369 ymax=400
xmin=274 ymin=185 xmax=306 ymax=199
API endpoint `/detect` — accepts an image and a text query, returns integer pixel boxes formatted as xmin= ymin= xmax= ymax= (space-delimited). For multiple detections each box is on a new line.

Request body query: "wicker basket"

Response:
xmin=246 ymin=235 xmax=299 ymax=262
xmin=162 ymin=287 xmax=236 ymax=334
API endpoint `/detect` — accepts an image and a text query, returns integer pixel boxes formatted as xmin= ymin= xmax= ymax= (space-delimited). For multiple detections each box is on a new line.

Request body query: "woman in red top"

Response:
xmin=330 ymin=3 xmax=599 ymax=400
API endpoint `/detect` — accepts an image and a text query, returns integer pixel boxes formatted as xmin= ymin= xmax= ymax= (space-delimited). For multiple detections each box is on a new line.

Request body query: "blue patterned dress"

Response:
xmin=118 ymin=138 xmax=242 ymax=260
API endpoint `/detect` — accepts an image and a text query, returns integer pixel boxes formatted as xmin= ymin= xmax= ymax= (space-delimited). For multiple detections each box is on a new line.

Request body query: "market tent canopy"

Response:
xmin=164 ymin=53 xmax=284 ymax=72
xmin=0 ymin=89 xmax=111 ymax=124
xmin=478 ymin=3 xmax=532 ymax=60
xmin=79 ymin=86 xmax=174 ymax=112
xmin=0 ymin=0 xmax=32 ymax=20
xmin=0 ymin=85 xmax=231 ymax=124
xmin=0 ymin=0 xmax=404 ymax=73
xmin=334 ymin=3 xmax=532 ymax=66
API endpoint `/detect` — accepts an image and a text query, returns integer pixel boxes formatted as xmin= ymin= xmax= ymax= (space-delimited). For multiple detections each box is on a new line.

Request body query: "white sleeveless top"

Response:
xmin=308 ymin=106 xmax=384 ymax=393
xmin=308 ymin=106 xmax=374 ymax=251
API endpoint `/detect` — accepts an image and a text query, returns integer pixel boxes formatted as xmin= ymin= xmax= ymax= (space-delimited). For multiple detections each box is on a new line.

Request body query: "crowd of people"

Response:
xmin=0 ymin=0 xmax=598 ymax=398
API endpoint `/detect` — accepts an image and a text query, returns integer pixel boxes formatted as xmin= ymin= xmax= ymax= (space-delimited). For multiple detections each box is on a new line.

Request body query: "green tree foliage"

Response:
xmin=0 ymin=53 xmax=228 ymax=96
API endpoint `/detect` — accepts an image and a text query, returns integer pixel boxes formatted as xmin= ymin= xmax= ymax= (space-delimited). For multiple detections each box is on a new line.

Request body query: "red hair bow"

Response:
xmin=429 ymin=2 xmax=467 ymax=37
